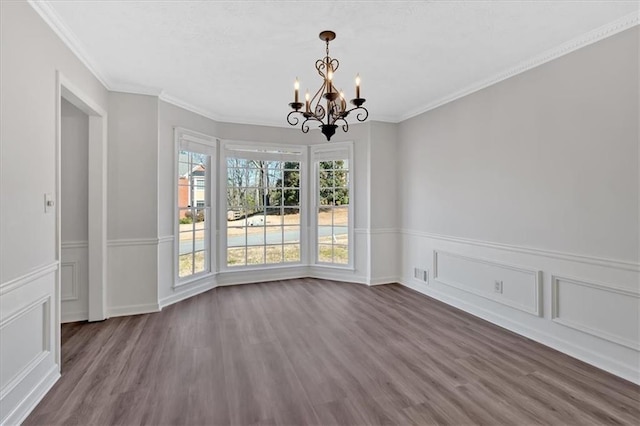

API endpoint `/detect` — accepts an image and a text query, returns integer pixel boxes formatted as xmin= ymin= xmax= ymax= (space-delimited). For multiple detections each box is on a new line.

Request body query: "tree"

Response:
xmin=319 ymin=160 xmax=348 ymax=206
xmin=271 ymin=161 xmax=300 ymax=213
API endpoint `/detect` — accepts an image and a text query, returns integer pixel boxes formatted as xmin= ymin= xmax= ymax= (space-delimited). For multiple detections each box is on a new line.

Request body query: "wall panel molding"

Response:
xmin=552 ymin=275 xmax=640 ymax=350
xmin=61 ymin=240 xmax=88 ymax=249
xmin=107 ymin=238 xmax=160 ymax=247
xmin=0 ymin=296 xmax=51 ymax=397
xmin=400 ymin=278 xmax=640 ymax=385
xmin=60 ymin=261 xmax=79 ymax=302
xmin=401 ymin=229 xmax=639 ymax=272
xmin=0 ymin=262 xmax=59 ymax=295
xmin=433 ymin=250 xmax=542 ymax=316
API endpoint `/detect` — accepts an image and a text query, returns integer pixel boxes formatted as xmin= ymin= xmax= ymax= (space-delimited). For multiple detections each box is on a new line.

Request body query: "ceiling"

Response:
xmin=32 ymin=1 xmax=638 ymax=127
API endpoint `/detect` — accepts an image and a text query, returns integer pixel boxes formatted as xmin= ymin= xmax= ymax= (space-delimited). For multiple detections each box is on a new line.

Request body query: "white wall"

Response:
xmin=398 ymin=27 xmax=640 ymax=383
xmin=106 ymin=92 xmax=160 ymax=316
xmin=368 ymin=121 xmax=400 ymax=284
xmin=60 ymin=99 xmax=89 ymax=322
xmin=0 ymin=1 xmax=108 ymax=424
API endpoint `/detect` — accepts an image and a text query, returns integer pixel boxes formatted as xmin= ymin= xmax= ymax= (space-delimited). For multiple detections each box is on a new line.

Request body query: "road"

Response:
xmin=179 ymin=226 xmax=347 ymax=255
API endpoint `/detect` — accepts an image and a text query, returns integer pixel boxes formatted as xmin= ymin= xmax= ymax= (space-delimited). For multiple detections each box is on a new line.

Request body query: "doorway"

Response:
xmin=55 ymin=72 xmax=107 ymax=366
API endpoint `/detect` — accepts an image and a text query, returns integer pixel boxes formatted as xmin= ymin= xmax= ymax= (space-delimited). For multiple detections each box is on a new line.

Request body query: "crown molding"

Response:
xmin=29 ymin=1 xmax=638 ymax=126
xmin=109 ymin=84 xmax=163 ymax=97
xmin=400 ymin=10 xmax=640 ymax=122
xmin=27 ymin=0 xmax=111 ymax=89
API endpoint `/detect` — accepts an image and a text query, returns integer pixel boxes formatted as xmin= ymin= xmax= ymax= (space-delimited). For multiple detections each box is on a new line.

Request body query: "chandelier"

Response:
xmin=287 ymin=30 xmax=368 ymax=141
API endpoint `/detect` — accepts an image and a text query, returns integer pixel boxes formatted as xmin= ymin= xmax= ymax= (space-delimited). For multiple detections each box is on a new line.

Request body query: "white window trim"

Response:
xmin=220 ymin=140 xmax=308 ymax=271
xmin=310 ymin=141 xmax=355 ymax=270
xmin=174 ymin=127 xmax=218 ymax=288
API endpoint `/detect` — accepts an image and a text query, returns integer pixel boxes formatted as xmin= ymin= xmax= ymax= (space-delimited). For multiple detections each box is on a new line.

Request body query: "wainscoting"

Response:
xmin=399 ymin=229 xmax=640 ymax=384
xmin=0 ymin=263 xmax=60 ymax=425
xmin=61 ymin=241 xmax=89 ymax=322
xmin=24 ymin=279 xmax=640 ymax=425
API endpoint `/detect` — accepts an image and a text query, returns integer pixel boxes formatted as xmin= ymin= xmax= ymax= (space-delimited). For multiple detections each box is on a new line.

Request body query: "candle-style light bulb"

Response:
xmin=328 ymin=70 xmax=333 ymax=81
xmin=294 ymin=78 xmax=300 ymax=103
xmin=355 ymin=74 xmax=361 ymax=99
xmin=340 ymin=89 xmax=346 ymax=110
xmin=305 ymin=90 xmax=310 ymax=113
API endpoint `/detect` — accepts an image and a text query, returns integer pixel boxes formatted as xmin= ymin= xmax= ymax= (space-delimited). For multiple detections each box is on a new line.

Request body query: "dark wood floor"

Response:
xmin=26 ymin=279 xmax=639 ymax=425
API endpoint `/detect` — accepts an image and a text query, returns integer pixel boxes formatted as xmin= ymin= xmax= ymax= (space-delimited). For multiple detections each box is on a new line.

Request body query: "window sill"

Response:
xmin=311 ymin=263 xmax=355 ymax=272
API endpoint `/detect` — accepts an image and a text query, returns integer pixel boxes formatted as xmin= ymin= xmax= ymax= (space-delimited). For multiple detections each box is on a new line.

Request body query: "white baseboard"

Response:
xmin=61 ymin=311 xmax=88 ymax=323
xmin=368 ymin=276 xmax=400 ymax=286
xmin=160 ymin=281 xmax=217 ymax=309
xmin=400 ymin=279 xmax=640 ymax=385
xmin=1 ymin=365 xmax=59 ymax=426
xmin=107 ymin=303 xmax=160 ymax=318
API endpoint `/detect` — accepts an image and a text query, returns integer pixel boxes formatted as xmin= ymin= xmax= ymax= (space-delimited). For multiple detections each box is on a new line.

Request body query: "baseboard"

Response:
xmin=107 ymin=303 xmax=160 ymax=318
xmin=1 ymin=365 xmax=59 ymax=426
xmin=61 ymin=311 xmax=88 ymax=323
xmin=399 ymin=279 xmax=640 ymax=385
xmin=368 ymin=276 xmax=400 ymax=286
xmin=160 ymin=281 xmax=217 ymax=309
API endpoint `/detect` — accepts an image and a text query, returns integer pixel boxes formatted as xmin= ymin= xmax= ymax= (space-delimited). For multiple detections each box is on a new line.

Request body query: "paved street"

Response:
xmin=179 ymin=226 xmax=347 ymax=254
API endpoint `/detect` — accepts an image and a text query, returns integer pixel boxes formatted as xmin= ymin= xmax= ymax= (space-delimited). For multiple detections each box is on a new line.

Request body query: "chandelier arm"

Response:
xmin=315 ymin=59 xmax=327 ymax=79
xmin=310 ymin=84 xmax=325 ymax=112
xmin=335 ymin=117 xmax=349 ymax=133
xmin=286 ymin=110 xmax=302 ymax=126
xmin=343 ymin=106 xmax=369 ymax=122
xmin=354 ymin=106 xmax=369 ymax=122
xmin=314 ymin=103 xmax=326 ymax=121
xmin=329 ymin=58 xmax=339 ymax=73
xmin=301 ymin=116 xmax=321 ymax=134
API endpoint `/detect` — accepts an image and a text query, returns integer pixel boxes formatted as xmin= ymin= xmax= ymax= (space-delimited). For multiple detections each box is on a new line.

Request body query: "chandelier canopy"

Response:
xmin=287 ymin=30 xmax=368 ymax=141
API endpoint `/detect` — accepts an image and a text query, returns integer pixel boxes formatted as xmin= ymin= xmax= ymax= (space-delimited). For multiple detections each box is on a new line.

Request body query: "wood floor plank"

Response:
xmin=24 ymin=279 xmax=640 ymax=426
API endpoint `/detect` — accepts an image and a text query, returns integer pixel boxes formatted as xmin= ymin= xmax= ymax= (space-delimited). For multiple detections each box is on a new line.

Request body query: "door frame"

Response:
xmin=55 ymin=71 xmax=108 ymax=361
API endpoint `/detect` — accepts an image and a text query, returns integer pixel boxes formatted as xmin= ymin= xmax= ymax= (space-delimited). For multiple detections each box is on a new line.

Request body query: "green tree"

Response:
xmin=319 ymin=160 xmax=349 ymax=206
xmin=271 ymin=161 xmax=300 ymax=213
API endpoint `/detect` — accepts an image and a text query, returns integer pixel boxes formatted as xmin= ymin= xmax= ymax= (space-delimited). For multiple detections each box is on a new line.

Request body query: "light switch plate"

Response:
xmin=44 ymin=193 xmax=55 ymax=213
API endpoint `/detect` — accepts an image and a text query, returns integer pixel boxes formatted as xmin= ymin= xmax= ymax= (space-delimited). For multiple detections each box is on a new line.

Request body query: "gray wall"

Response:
xmin=397 ymin=26 xmax=640 ymax=383
xmin=399 ymin=27 xmax=639 ymax=262
xmin=0 ymin=1 xmax=108 ymax=423
xmin=61 ymin=99 xmax=89 ymax=243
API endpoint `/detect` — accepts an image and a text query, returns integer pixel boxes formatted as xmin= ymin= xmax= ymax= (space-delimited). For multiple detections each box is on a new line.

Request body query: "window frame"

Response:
xmin=310 ymin=141 xmax=354 ymax=269
xmin=220 ymin=140 xmax=308 ymax=271
xmin=174 ymin=127 xmax=217 ymax=287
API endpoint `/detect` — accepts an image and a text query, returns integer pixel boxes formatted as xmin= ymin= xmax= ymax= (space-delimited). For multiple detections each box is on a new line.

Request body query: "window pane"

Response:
xmin=318 ymin=244 xmax=333 ymax=263
xmin=283 ymin=207 xmax=300 ymax=223
xmin=178 ymin=209 xmax=193 ymax=226
xmin=265 ymin=226 xmax=283 ymax=244
xmin=227 ymin=227 xmax=246 ymax=247
xmin=283 ymin=226 xmax=300 ymax=244
xmin=318 ymin=209 xmax=332 ymax=226
xmin=333 ymin=245 xmax=349 ymax=264
xmin=246 ymin=227 xmax=265 ymax=246
xmin=246 ymin=246 xmax=265 ymax=265
xmin=265 ymin=245 xmax=283 ymax=264
xmin=269 ymin=188 xmax=283 ymax=206
xmin=194 ymin=250 xmax=207 ymax=274
xmin=179 ymin=231 xmax=194 ymax=254
xmin=317 ymin=226 xmax=334 ymax=245
xmin=178 ymin=254 xmax=193 ymax=278
xmin=284 ymin=244 xmax=300 ymax=262
xmin=334 ymin=206 xmax=348 ymax=226
xmin=265 ymin=207 xmax=282 ymax=225
xmin=227 ymin=247 xmax=246 ymax=266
